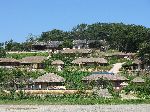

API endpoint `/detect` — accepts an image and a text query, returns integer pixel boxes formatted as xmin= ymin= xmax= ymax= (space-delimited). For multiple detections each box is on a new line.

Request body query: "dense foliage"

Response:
xmin=0 ymin=68 xmax=44 ymax=90
xmin=3 ymin=23 xmax=150 ymax=53
xmin=38 ymin=23 xmax=150 ymax=53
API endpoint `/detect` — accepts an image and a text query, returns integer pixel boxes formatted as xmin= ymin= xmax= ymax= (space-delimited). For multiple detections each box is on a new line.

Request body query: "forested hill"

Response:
xmin=1 ymin=23 xmax=150 ymax=54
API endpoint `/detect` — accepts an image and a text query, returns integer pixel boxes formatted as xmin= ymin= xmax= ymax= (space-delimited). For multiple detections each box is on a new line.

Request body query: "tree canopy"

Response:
xmin=2 ymin=22 xmax=150 ymax=57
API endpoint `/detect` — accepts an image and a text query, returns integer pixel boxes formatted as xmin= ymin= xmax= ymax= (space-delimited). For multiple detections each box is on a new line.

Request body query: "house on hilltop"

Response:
xmin=72 ymin=57 xmax=108 ymax=66
xmin=32 ymin=42 xmax=47 ymax=51
xmin=73 ymin=39 xmax=87 ymax=49
xmin=61 ymin=49 xmax=92 ymax=57
xmin=32 ymin=41 xmax=63 ymax=52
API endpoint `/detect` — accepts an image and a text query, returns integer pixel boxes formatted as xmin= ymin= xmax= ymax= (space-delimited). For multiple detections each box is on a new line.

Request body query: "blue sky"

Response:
xmin=0 ymin=0 xmax=150 ymax=42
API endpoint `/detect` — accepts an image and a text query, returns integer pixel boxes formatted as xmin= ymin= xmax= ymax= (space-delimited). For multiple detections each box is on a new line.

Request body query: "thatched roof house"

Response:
xmin=0 ymin=58 xmax=19 ymax=63
xmin=34 ymin=73 xmax=65 ymax=83
xmin=82 ymin=73 xmax=128 ymax=89
xmin=112 ymin=52 xmax=136 ymax=59
xmin=82 ymin=74 xmax=128 ymax=81
xmin=72 ymin=57 xmax=108 ymax=66
xmin=0 ymin=58 xmax=20 ymax=66
xmin=51 ymin=60 xmax=64 ymax=65
xmin=34 ymin=73 xmax=65 ymax=90
xmin=61 ymin=49 xmax=92 ymax=54
xmin=20 ymin=56 xmax=47 ymax=69
xmin=20 ymin=56 xmax=47 ymax=64
xmin=132 ymin=77 xmax=145 ymax=83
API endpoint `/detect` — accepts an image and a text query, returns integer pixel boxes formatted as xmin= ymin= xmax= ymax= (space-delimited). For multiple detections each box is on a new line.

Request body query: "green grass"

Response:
xmin=0 ymin=95 xmax=150 ymax=105
xmin=6 ymin=52 xmax=49 ymax=59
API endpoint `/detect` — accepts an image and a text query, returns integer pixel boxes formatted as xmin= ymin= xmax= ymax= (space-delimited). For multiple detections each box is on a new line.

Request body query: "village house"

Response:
xmin=61 ymin=49 xmax=92 ymax=57
xmin=33 ymin=73 xmax=65 ymax=90
xmin=47 ymin=41 xmax=63 ymax=52
xmin=0 ymin=58 xmax=20 ymax=68
xmin=72 ymin=57 xmax=108 ymax=66
xmin=82 ymin=73 xmax=128 ymax=90
xmin=32 ymin=41 xmax=63 ymax=52
xmin=73 ymin=39 xmax=107 ymax=50
xmin=123 ymin=59 xmax=150 ymax=72
xmin=112 ymin=53 xmax=136 ymax=59
xmin=19 ymin=56 xmax=47 ymax=69
xmin=32 ymin=42 xmax=47 ymax=51
xmin=51 ymin=60 xmax=64 ymax=71
xmin=133 ymin=59 xmax=150 ymax=71
xmin=73 ymin=39 xmax=87 ymax=49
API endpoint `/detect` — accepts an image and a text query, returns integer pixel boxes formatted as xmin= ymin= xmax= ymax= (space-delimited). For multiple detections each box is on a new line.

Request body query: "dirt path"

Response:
xmin=109 ymin=62 xmax=125 ymax=74
xmin=0 ymin=104 xmax=149 ymax=112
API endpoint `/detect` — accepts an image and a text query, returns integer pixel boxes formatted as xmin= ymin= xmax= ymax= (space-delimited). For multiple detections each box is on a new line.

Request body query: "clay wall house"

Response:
xmin=61 ymin=49 xmax=92 ymax=57
xmin=72 ymin=57 xmax=108 ymax=66
xmin=0 ymin=58 xmax=20 ymax=68
xmin=123 ymin=59 xmax=150 ymax=71
xmin=33 ymin=73 xmax=65 ymax=90
xmin=82 ymin=73 xmax=128 ymax=90
xmin=112 ymin=53 xmax=136 ymax=59
xmin=19 ymin=56 xmax=47 ymax=69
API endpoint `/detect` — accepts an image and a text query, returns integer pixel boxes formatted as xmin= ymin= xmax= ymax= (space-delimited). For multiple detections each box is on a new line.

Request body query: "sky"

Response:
xmin=0 ymin=0 xmax=150 ymax=42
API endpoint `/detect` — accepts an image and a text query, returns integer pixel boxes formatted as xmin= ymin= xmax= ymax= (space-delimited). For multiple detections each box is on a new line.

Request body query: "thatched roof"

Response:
xmin=61 ymin=49 xmax=92 ymax=54
xmin=51 ymin=60 xmax=64 ymax=65
xmin=113 ymin=52 xmax=136 ymax=57
xmin=72 ymin=58 xmax=108 ymax=64
xmin=82 ymin=74 xmax=128 ymax=81
xmin=34 ymin=73 xmax=65 ymax=82
xmin=132 ymin=77 xmax=145 ymax=83
xmin=20 ymin=56 xmax=47 ymax=64
xmin=0 ymin=58 xmax=19 ymax=63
